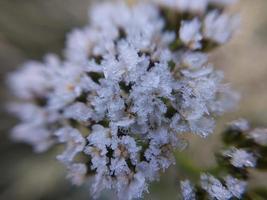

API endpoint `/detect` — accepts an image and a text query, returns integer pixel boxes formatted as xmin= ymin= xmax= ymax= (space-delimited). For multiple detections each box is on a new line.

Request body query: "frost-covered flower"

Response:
xmin=154 ymin=0 xmax=209 ymax=14
xmin=201 ymin=174 xmax=246 ymax=200
xmin=228 ymin=118 xmax=250 ymax=132
xmin=247 ymin=128 xmax=267 ymax=146
xmin=7 ymin=0 xmax=239 ymax=199
xmin=153 ymin=0 xmax=238 ymax=13
xmin=224 ymin=175 xmax=247 ymax=199
xmin=204 ymin=11 xmax=240 ymax=44
xmin=223 ymin=148 xmax=257 ymax=168
xmin=201 ymin=174 xmax=232 ymax=200
xmin=181 ymin=180 xmax=196 ymax=200
xmin=55 ymin=127 xmax=86 ymax=164
xmin=180 ymin=19 xmax=202 ymax=50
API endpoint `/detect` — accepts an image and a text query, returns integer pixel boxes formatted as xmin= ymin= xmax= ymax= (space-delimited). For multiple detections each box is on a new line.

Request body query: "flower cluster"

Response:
xmin=8 ymin=0 xmax=239 ymax=199
xmin=181 ymin=119 xmax=267 ymax=200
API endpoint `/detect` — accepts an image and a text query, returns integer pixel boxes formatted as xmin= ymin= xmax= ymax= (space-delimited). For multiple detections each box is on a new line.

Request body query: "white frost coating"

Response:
xmin=180 ymin=18 xmax=203 ymax=50
xmin=201 ymin=174 xmax=232 ymax=200
xmin=228 ymin=118 xmax=250 ymax=132
xmin=223 ymin=148 xmax=257 ymax=168
xmin=224 ymin=176 xmax=247 ymax=199
xmin=63 ymin=102 xmax=92 ymax=122
xmin=201 ymin=174 xmax=246 ymax=200
xmin=204 ymin=11 xmax=240 ymax=44
xmin=248 ymin=128 xmax=267 ymax=146
xmin=55 ymin=127 xmax=86 ymax=164
xmin=181 ymin=180 xmax=196 ymax=200
xmin=7 ymin=0 xmax=239 ymax=199
xmin=154 ymin=0 xmax=209 ymax=13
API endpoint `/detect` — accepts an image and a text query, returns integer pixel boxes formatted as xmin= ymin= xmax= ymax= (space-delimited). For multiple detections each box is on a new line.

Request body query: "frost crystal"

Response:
xmin=7 ymin=0 xmax=239 ymax=199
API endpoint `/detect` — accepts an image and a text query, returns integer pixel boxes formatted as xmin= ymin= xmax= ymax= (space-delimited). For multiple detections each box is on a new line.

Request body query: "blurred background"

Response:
xmin=0 ymin=0 xmax=267 ymax=199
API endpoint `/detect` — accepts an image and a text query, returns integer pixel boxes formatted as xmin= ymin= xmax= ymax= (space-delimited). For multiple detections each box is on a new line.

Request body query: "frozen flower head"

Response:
xmin=7 ymin=0 xmax=239 ymax=199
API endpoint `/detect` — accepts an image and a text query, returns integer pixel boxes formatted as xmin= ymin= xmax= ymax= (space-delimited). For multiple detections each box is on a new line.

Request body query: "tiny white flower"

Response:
xmin=228 ymin=118 xmax=250 ymax=132
xmin=180 ymin=18 xmax=203 ymax=50
xmin=201 ymin=174 xmax=232 ymax=200
xmin=181 ymin=180 xmax=196 ymax=200
xmin=11 ymin=123 xmax=54 ymax=153
xmin=247 ymin=128 xmax=267 ymax=146
xmin=204 ymin=11 xmax=239 ymax=44
xmin=55 ymin=127 xmax=86 ymax=164
xmin=223 ymin=148 xmax=257 ymax=168
xmin=63 ymin=102 xmax=92 ymax=122
xmin=224 ymin=175 xmax=247 ymax=198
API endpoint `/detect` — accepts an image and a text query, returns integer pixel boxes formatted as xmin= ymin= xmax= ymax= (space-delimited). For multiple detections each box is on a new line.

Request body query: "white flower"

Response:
xmin=84 ymin=125 xmax=112 ymax=172
xmin=177 ymin=0 xmax=209 ymax=13
xmin=247 ymin=128 xmax=267 ymax=146
xmin=180 ymin=18 xmax=203 ymax=50
xmin=63 ymin=102 xmax=92 ymax=122
xmin=7 ymin=56 xmax=55 ymax=100
xmin=223 ymin=148 xmax=257 ymax=168
xmin=201 ymin=174 xmax=232 ymax=200
xmin=224 ymin=176 xmax=247 ymax=198
xmin=116 ymin=172 xmax=148 ymax=200
xmin=154 ymin=0 xmax=209 ymax=14
xmin=11 ymin=123 xmax=54 ymax=153
xmin=204 ymin=11 xmax=239 ymax=44
xmin=64 ymin=27 xmax=93 ymax=64
xmin=201 ymin=174 xmax=246 ymax=200
xmin=55 ymin=127 xmax=86 ymax=164
xmin=228 ymin=118 xmax=250 ymax=132
xmin=181 ymin=180 xmax=196 ymax=200
xmin=8 ymin=1 xmax=239 ymax=199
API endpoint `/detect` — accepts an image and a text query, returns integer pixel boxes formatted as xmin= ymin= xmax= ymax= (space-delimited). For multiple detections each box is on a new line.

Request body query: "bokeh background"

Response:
xmin=0 ymin=0 xmax=267 ymax=199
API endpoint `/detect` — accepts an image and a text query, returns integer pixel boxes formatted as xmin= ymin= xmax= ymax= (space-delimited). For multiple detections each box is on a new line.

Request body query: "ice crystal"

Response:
xmin=7 ymin=0 xmax=239 ymax=199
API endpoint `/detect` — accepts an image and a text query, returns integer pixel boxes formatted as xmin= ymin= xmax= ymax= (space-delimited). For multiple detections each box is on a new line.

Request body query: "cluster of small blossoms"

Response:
xmin=8 ymin=0 xmax=239 ymax=199
xmin=181 ymin=119 xmax=267 ymax=200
